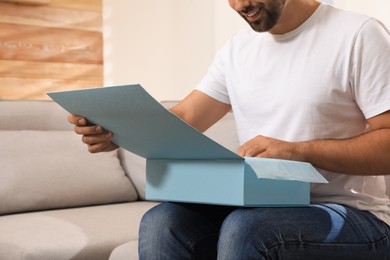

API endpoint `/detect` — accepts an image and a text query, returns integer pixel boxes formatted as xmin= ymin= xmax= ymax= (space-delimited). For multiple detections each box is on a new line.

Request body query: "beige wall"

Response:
xmin=334 ymin=0 xmax=390 ymax=27
xmin=214 ymin=0 xmax=247 ymax=50
xmin=103 ymin=0 xmax=215 ymax=101
xmin=103 ymin=0 xmax=389 ymax=101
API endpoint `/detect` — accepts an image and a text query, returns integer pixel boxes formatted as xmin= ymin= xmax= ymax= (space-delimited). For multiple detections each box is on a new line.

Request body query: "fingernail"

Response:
xmin=95 ymin=126 xmax=102 ymax=133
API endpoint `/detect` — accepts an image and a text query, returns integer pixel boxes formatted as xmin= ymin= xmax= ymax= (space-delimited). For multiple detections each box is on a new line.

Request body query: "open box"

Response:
xmin=48 ymin=84 xmax=327 ymax=207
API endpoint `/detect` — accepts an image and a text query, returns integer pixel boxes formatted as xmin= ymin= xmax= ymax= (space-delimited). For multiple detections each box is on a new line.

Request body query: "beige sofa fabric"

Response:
xmin=109 ymin=241 xmax=138 ymax=260
xmin=0 ymin=100 xmax=158 ymax=259
xmin=0 ymin=202 xmax=158 ymax=260
xmin=0 ymin=130 xmax=138 ymax=215
xmin=0 ymin=100 xmax=73 ymax=131
xmin=120 ymin=151 xmax=147 ymax=200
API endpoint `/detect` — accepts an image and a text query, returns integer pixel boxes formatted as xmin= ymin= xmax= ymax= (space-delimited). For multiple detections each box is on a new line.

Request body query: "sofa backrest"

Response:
xmin=0 ymin=100 xmax=73 ymax=131
xmin=0 ymin=100 xmax=138 ymax=215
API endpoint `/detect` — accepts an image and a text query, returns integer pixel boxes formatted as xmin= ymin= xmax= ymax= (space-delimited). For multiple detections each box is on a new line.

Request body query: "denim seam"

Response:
xmin=265 ymin=231 xmax=389 ymax=252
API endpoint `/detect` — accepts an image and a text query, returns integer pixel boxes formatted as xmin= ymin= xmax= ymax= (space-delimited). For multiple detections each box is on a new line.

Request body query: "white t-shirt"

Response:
xmin=196 ymin=4 xmax=390 ymax=225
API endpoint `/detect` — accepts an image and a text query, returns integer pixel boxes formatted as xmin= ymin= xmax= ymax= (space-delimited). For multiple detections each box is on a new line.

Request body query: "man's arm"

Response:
xmin=237 ymin=111 xmax=390 ymax=176
xmin=68 ymin=90 xmax=231 ymax=153
xmin=170 ymin=90 xmax=231 ymax=133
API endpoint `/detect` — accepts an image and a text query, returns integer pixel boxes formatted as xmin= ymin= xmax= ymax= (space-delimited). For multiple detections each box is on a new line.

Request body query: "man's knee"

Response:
xmin=140 ymin=203 xmax=181 ymax=237
xmin=217 ymin=208 xmax=295 ymax=259
xmin=217 ymin=209 xmax=266 ymax=259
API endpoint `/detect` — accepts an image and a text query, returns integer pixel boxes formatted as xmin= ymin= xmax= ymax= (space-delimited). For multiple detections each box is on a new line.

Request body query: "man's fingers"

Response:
xmin=87 ymin=140 xmax=118 ymax=153
xmin=87 ymin=141 xmax=109 ymax=153
xmin=81 ymin=132 xmax=113 ymax=145
xmin=67 ymin=114 xmax=86 ymax=125
xmin=74 ymin=125 xmax=103 ymax=135
xmin=237 ymin=144 xmax=265 ymax=157
xmin=67 ymin=113 xmax=118 ymax=153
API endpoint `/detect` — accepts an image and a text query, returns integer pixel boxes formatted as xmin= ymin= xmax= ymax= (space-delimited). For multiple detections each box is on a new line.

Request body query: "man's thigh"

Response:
xmin=218 ymin=204 xmax=390 ymax=260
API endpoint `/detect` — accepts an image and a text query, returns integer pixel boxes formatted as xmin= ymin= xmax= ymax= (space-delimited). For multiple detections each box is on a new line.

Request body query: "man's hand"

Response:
xmin=67 ymin=114 xmax=119 ymax=153
xmin=237 ymin=135 xmax=303 ymax=161
xmin=237 ymin=110 xmax=390 ymax=176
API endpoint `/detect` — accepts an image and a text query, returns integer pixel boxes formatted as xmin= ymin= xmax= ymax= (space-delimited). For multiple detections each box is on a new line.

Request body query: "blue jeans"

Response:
xmin=139 ymin=202 xmax=390 ymax=260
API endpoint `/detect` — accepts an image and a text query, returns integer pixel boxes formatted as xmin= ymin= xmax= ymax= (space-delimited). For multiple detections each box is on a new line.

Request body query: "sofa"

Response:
xmin=0 ymin=99 xmax=240 ymax=260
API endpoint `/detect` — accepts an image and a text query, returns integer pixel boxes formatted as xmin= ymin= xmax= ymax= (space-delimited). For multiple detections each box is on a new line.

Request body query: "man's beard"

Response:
xmin=240 ymin=0 xmax=286 ymax=32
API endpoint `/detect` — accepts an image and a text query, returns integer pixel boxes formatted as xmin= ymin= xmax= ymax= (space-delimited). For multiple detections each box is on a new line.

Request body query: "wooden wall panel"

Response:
xmin=0 ymin=60 xmax=102 ymax=80
xmin=49 ymin=0 xmax=102 ymax=12
xmin=0 ymin=23 xmax=102 ymax=64
xmin=0 ymin=0 xmax=103 ymax=100
xmin=0 ymin=2 xmax=102 ymax=31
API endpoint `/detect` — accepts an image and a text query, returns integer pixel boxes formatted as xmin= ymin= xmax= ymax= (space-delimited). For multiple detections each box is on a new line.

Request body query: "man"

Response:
xmin=69 ymin=0 xmax=390 ymax=258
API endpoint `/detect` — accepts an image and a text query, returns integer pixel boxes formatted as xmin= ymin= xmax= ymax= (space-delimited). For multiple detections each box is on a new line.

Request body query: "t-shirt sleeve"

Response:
xmin=195 ymin=42 xmax=231 ymax=104
xmin=352 ymin=18 xmax=390 ymax=119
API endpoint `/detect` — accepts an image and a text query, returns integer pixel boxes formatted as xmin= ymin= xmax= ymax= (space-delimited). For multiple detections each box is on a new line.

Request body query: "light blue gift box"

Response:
xmin=146 ymin=155 xmax=327 ymax=206
xmin=48 ymin=84 xmax=327 ymax=207
xmin=146 ymin=159 xmax=314 ymax=206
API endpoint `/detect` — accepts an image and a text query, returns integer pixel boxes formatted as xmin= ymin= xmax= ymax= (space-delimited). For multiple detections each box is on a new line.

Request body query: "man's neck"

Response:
xmin=269 ymin=0 xmax=320 ymax=35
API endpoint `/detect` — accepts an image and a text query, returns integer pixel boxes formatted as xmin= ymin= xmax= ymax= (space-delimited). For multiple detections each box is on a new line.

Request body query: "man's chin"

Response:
xmin=241 ymin=15 xmax=271 ymax=33
xmin=249 ymin=21 xmax=269 ymax=33
xmin=247 ymin=16 xmax=279 ymax=33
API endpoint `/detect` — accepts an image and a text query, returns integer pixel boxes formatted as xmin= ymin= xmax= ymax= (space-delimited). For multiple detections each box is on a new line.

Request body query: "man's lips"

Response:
xmin=242 ymin=6 xmax=262 ymax=22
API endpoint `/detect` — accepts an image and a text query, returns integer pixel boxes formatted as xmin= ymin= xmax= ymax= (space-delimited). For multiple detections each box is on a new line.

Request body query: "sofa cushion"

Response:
xmin=0 ymin=202 xmax=159 ymax=260
xmin=0 ymin=130 xmax=138 ymax=215
xmin=120 ymin=150 xmax=147 ymax=200
xmin=109 ymin=241 xmax=138 ymax=260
